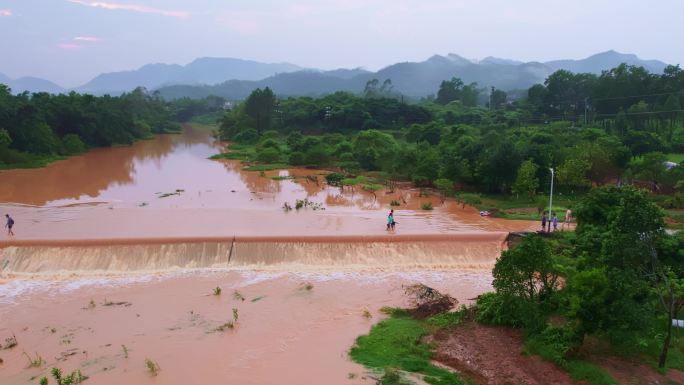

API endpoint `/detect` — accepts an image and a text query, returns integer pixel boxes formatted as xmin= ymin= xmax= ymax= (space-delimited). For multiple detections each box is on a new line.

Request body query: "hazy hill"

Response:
xmin=0 ymin=73 xmax=66 ymax=94
xmin=158 ymin=50 xmax=669 ymax=100
xmin=75 ymin=57 xmax=303 ymax=95
xmin=545 ymin=50 xmax=667 ymax=74
xmin=1 ymin=51 xmax=672 ymax=97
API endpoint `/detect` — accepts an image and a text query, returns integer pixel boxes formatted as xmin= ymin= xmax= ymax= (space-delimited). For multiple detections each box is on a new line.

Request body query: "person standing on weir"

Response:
xmin=5 ymin=214 xmax=15 ymax=236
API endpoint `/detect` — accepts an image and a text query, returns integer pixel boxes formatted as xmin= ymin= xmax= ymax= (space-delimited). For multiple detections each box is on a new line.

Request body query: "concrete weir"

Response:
xmin=0 ymin=233 xmax=510 ymax=275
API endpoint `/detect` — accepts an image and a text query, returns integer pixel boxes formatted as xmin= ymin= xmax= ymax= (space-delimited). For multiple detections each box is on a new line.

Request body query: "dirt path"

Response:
xmin=430 ymin=321 xmax=576 ymax=385
xmin=593 ymin=356 xmax=684 ymax=385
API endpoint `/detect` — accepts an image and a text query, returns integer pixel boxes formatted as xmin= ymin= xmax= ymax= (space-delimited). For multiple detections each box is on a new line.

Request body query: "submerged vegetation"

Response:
xmin=144 ymin=358 xmax=160 ymax=376
xmin=212 ymin=64 xmax=684 ymax=224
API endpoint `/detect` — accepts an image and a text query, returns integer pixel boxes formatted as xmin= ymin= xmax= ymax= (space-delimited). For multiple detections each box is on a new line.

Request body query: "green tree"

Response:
xmin=434 ymin=178 xmax=454 ymax=203
xmin=556 ymin=157 xmax=590 ymax=191
xmin=511 ymin=159 xmax=539 ymax=199
xmin=0 ymin=128 xmax=10 ymax=148
xmin=244 ymin=87 xmax=275 ymax=135
xmin=352 ymin=130 xmax=397 ymax=171
xmin=629 ymin=152 xmax=668 ymax=191
xmin=490 ymin=88 xmax=507 ymax=109
xmin=436 ymin=77 xmax=464 ymax=105
xmin=493 ymin=235 xmax=559 ymax=302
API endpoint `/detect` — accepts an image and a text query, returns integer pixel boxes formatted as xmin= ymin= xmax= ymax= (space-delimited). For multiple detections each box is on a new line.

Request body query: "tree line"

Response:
xmin=0 ymin=86 xmax=224 ymax=168
xmin=218 ymin=63 xmax=684 ymax=207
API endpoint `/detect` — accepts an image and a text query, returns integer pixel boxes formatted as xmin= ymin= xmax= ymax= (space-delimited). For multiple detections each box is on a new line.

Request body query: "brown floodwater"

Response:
xmin=0 ymin=124 xmax=535 ymax=242
xmin=0 ymin=125 xmax=535 ymax=384
xmin=0 ymin=270 xmax=493 ymax=385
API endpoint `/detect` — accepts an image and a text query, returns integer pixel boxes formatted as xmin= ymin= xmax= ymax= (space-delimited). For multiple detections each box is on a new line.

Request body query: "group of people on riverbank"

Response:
xmin=541 ymin=209 xmax=572 ymax=233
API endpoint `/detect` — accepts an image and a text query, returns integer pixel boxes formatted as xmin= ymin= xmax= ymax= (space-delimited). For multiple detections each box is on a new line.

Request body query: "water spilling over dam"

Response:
xmin=0 ymin=233 xmax=508 ymax=276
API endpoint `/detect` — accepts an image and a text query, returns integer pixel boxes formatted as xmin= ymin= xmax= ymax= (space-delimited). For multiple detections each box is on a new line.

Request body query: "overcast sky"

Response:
xmin=1 ymin=0 xmax=682 ymax=88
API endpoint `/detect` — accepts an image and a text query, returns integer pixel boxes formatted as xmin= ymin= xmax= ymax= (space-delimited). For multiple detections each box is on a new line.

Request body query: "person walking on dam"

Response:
xmin=387 ymin=209 xmax=394 ymax=231
xmin=5 ymin=214 xmax=15 ymax=236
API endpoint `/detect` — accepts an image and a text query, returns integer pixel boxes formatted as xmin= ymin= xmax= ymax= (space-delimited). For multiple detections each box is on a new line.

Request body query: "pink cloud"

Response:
xmin=216 ymin=11 xmax=261 ymax=34
xmin=58 ymin=43 xmax=82 ymax=50
xmin=0 ymin=9 xmax=12 ymax=16
xmin=67 ymin=0 xmax=190 ymax=18
xmin=74 ymin=36 xmax=100 ymax=42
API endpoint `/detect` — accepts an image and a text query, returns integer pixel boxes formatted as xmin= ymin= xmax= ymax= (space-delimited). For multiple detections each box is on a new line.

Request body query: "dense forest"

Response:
xmin=0 ymin=86 xmax=224 ymax=168
xmin=217 ymin=64 xmax=684 ymax=209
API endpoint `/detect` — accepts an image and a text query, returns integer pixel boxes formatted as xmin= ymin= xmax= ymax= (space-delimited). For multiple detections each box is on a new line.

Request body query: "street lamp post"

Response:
xmin=548 ymin=168 xmax=554 ymax=232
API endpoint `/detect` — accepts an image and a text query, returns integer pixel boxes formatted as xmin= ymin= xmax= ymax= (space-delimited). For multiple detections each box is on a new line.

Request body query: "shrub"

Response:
xmin=421 ymin=202 xmax=433 ymax=210
xmin=256 ymin=147 xmax=281 ymax=163
xmin=233 ymin=290 xmax=245 ymax=301
xmin=523 ymin=325 xmax=576 ymax=368
xmin=233 ymin=129 xmax=259 ymax=144
xmin=61 ymin=134 xmax=87 ymax=155
xmin=145 ymin=358 xmax=160 ymax=376
xmin=289 ymin=151 xmax=306 ymax=165
xmin=325 ymin=173 xmax=345 ymax=187
xmin=51 ymin=367 xmax=86 ymax=385
xmin=475 ymin=292 xmax=543 ymax=329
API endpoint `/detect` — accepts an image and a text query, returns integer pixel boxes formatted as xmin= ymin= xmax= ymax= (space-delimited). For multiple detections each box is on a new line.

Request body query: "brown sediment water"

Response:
xmin=0 ymin=271 xmax=493 ymax=385
xmin=0 ymin=124 xmax=536 ymax=242
xmin=0 ymin=125 xmax=534 ymax=384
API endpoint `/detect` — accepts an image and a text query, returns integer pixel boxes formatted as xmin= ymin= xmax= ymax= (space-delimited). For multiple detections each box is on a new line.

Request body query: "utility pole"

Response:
xmin=548 ymin=168 xmax=554 ymax=232
xmin=490 ymin=86 xmax=494 ymax=110
xmin=584 ymin=97 xmax=589 ymax=126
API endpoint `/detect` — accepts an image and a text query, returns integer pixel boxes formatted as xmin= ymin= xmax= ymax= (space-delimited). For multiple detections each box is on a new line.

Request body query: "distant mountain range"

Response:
xmin=156 ymin=50 xmax=671 ymax=100
xmin=0 ymin=50 xmax=672 ymax=98
xmin=0 ymin=73 xmax=66 ymax=94
xmin=75 ymin=57 xmax=303 ymax=94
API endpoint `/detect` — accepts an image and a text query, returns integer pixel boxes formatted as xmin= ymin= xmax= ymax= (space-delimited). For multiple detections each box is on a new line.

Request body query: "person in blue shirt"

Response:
xmin=5 ymin=214 xmax=14 ymax=236
xmin=387 ymin=209 xmax=395 ymax=231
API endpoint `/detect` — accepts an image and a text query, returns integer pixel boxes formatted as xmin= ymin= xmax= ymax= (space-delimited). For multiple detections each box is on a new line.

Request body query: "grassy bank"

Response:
xmin=351 ymin=307 xmax=621 ymax=385
xmin=455 ymin=192 xmax=577 ymax=221
xmin=0 ymin=154 xmax=66 ymax=170
xmin=350 ymin=310 xmax=467 ymax=385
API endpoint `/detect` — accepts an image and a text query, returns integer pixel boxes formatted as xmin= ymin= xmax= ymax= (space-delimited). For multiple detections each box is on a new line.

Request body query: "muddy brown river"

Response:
xmin=0 ymin=124 xmax=536 ymax=385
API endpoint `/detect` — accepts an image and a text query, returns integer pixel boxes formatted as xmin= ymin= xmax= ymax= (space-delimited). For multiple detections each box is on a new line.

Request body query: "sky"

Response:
xmin=1 ymin=0 xmax=682 ymax=88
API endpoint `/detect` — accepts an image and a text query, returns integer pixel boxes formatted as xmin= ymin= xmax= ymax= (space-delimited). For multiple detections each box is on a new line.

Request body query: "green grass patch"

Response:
xmin=566 ymin=361 xmax=619 ymax=385
xmin=666 ymin=153 xmax=684 ymax=163
xmin=524 ymin=332 xmax=618 ymax=385
xmin=190 ymin=112 xmax=223 ymax=126
xmin=0 ymin=154 xmax=66 ymax=170
xmin=209 ymin=143 xmax=255 ymax=161
xmin=426 ymin=310 xmax=466 ymax=330
xmin=456 ymin=192 xmax=578 ymax=221
xmin=209 ymin=152 xmax=248 ymax=160
xmin=271 ymin=176 xmax=292 ymax=181
xmin=243 ymin=163 xmax=289 ymax=172
xmin=350 ymin=314 xmax=467 ymax=385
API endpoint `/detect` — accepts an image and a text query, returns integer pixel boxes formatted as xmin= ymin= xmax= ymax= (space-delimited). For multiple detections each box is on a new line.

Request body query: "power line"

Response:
xmin=594 ymin=109 xmax=684 ymax=118
xmin=532 ymin=90 xmax=683 ymax=106
xmin=591 ymin=91 xmax=683 ymax=103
